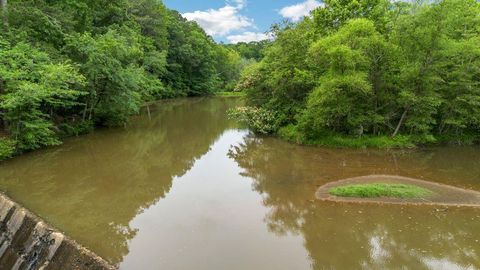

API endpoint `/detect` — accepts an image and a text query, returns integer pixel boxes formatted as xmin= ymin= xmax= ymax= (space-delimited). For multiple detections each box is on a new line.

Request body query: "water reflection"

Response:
xmin=229 ymin=135 xmax=480 ymax=269
xmin=0 ymin=97 xmax=478 ymax=269
xmin=0 ymin=98 xmax=240 ymax=262
xmin=118 ymin=130 xmax=311 ymax=270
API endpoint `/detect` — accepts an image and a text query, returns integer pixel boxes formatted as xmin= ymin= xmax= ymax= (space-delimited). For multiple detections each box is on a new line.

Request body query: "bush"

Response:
xmin=215 ymin=91 xmax=246 ymax=97
xmin=278 ymin=125 xmax=419 ymax=148
xmin=277 ymin=124 xmax=305 ymax=143
xmin=0 ymin=138 xmax=17 ymax=160
xmin=0 ymin=41 xmax=85 ymax=152
xmin=58 ymin=121 xmax=95 ymax=138
xmin=228 ymin=106 xmax=279 ymax=134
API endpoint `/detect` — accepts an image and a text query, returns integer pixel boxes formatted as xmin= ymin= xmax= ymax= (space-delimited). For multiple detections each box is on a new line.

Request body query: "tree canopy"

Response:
xmin=235 ymin=0 xmax=480 ymax=147
xmin=0 ymin=0 xmax=250 ymax=158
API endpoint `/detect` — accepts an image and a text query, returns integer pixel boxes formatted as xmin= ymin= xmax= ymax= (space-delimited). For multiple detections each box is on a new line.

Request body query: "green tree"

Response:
xmin=312 ymin=0 xmax=390 ymax=36
xmin=225 ymin=40 xmax=269 ymax=61
xmin=0 ymin=41 xmax=85 ymax=151
xmin=164 ymin=11 xmax=219 ymax=96
xmin=0 ymin=0 xmax=248 ymax=160
xmin=128 ymin=0 xmax=169 ymax=50
xmin=300 ymin=19 xmax=394 ymax=137
xmin=239 ymin=0 xmax=480 ymax=147
xmin=244 ymin=19 xmax=317 ymax=126
xmin=0 ymin=0 xmax=7 ymax=29
xmin=215 ymin=46 xmax=242 ymax=91
xmin=64 ymin=27 xmax=149 ymax=126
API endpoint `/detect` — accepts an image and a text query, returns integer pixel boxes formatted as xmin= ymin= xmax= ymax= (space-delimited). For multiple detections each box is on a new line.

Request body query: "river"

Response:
xmin=0 ymin=97 xmax=479 ymax=269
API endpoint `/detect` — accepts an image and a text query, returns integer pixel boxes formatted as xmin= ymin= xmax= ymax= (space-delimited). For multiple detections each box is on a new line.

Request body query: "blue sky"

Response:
xmin=163 ymin=0 xmax=322 ymax=43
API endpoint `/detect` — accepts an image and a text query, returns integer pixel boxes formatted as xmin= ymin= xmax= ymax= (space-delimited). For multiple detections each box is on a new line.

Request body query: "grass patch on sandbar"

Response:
xmin=329 ymin=183 xmax=433 ymax=199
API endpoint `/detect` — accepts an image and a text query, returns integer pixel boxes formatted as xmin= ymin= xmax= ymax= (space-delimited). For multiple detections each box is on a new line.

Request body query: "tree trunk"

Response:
xmin=392 ymin=108 xmax=408 ymax=137
xmin=82 ymin=103 xmax=88 ymax=121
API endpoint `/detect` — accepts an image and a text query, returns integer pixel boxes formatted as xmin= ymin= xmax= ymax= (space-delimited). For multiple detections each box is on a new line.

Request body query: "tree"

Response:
xmin=312 ymin=0 xmax=390 ymax=36
xmin=215 ymin=46 xmax=242 ymax=91
xmin=128 ymin=0 xmax=169 ymax=50
xmin=225 ymin=40 xmax=269 ymax=61
xmin=299 ymin=19 xmax=394 ymax=137
xmin=0 ymin=40 xmax=85 ymax=151
xmin=164 ymin=10 xmax=219 ymax=96
xmin=239 ymin=0 xmax=480 ymax=146
xmin=64 ymin=27 xmax=149 ymax=126
xmin=0 ymin=0 xmax=247 ymax=159
xmin=240 ymin=18 xmax=317 ymax=126
xmin=434 ymin=0 xmax=480 ymax=135
xmin=0 ymin=0 xmax=7 ymax=30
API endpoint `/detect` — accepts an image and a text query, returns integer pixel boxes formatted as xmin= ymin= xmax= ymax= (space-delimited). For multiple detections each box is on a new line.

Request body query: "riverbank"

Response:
xmin=0 ymin=95 xmax=240 ymax=162
xmin=214 ymin=91 xmax=246 ymax=97
xmin=277 ymin=125 xmax=479 ymax=149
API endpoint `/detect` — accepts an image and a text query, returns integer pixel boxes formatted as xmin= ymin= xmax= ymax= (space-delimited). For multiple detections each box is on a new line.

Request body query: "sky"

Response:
xmin=163 ymin=0 xmax=323 ymax=44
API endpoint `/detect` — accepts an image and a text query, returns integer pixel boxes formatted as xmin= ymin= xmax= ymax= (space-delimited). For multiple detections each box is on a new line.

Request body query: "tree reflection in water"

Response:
xmin=0 ymin=98 xmax=241 ymax=263
xmin=229 ymin=134 xmax=480 ymax=269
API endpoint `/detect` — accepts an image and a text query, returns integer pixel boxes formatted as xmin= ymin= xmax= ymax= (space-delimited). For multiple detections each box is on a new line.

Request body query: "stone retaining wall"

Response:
xmin=0 ymin=193 xmax=116 ymax=270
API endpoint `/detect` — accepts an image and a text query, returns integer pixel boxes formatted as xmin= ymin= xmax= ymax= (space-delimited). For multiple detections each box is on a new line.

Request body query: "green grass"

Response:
xmin=277 ymin=124 xmax=479 ymax=149
xmin=329 ymin=183 xmax=433 ymax=199
xmin=214 ymin=91 xmax=246 ymax=97
xmin=277 ymin=125 xmax=418 ymax=148
xmin=305 ymin=135 xmax=417 ymax=148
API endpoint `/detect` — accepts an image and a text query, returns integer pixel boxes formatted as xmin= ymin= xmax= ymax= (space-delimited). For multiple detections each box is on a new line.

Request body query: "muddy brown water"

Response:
xmin=0 ymin=97 xmax=479 ymax=270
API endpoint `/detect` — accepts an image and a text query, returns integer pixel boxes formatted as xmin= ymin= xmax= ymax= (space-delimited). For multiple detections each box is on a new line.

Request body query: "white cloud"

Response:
xmin=279 ymin=0 xmax=323 ymax=22
xmin=230 ymin=0 xmax=247 ymax=9
xmin=227 ymin=32 xmax=272 ymax=44
xmin=182 ymin=1 xmax=253 ymax=36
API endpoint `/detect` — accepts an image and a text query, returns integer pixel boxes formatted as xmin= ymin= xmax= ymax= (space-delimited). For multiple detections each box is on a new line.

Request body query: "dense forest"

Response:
xmin=1 ymin=0 xmax=479 ymax=160
xmin=233 ymin=0 xmax=480 ymax=148
xmin=0 ymin=0 xmax=262 ymax=160
xmin=224 ymin=40 xmax=269 ymax=61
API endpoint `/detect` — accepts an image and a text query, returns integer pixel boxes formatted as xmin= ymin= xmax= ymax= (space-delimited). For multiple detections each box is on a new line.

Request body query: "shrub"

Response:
xmin=0 ymin=138 xmax=17 ymax=160
xmin=228 ymin=106 xmax=279 ymax=134
xmin=58 ymin=120 xmax=95 ymax=137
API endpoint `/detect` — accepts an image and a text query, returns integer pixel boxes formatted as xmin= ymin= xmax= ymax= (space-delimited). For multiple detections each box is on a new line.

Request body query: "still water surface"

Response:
xmin=0 ymin=98 xmax=479 ymax=269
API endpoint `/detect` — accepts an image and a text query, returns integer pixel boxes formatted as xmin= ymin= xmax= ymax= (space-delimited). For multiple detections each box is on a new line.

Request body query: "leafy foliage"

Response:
xmin=224 ymin=40 xmax=269 ymax=61
xmin=239 ymin=0 xmax=480 ymax=147
xmin=0 ymin=40 xmax=85 ymax=151
xmin=64 ymin=28 xmax=147 ymax=126
xmin=0 ymin=0 xmax=246 ymax=159
xmin=228 ymin=107 xmax=278 ymax=135
xmin=0 ymin=138 xmax=16 ymax=160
